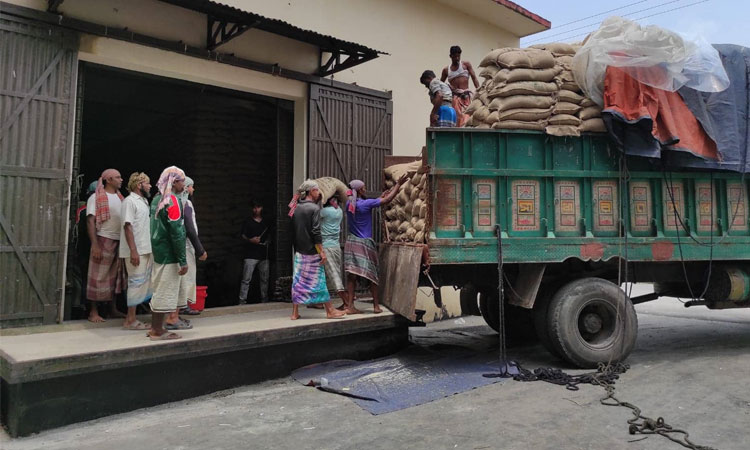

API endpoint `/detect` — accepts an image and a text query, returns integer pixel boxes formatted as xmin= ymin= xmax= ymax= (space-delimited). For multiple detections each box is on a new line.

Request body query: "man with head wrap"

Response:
xmin=288 ymin=180 xmax=346 ymax=320
xmin=119 ymin=172 xmax=153 ymax=330
xmin=343 ymin=174 xmax=407 ymax=314
xmin=85 ymin=168 xmax=125 ymax=322
xmin=148 ymin=166 xmax=189 ymax=340
xmin=176 ymin=176 xmax=207 ymax=317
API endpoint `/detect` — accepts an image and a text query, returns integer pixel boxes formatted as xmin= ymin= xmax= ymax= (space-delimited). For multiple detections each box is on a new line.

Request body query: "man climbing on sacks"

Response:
xmin=420 ymin=70 xmax=457 ymax=127
xmin=441 ymin=45 xmax=480 ymax=127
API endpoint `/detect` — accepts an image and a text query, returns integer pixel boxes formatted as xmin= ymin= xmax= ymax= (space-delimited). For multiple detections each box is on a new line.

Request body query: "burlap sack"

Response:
xmin=465 ymin=116 xmax=474 ymax=127
xmin=579 ymin=106 xmax=603 ymax=121
xmin=492 ymin=120 xmax=546 ymax=131
xmin=485 ymin=111 xmax=500 ymax=124
xmin=489 ymin=95 xmax=555 ymax=112
xmin=556 ymin=55 xmax=574 ymax=69
xmin=557 ymin=69 xmax=576 ymax=82
xmin=489 ymin=81 xmax=558 ymax=98
xmin=479 ymin=91 xmax=490 ymax=105
xmin=497 ymin=107 xmax=553 ymax=122
xmin=479 ymin=65 xmax=499 ymax=80
xmin=530 ymin=42 xmax=578 ymax=56
xmin=472 ymin=106 xmax=491 ymax=123
xmin=384 ymin=160 xmax=422 ymax=181
xmin=492 ymin=66 xmax=561 ymax=84
xmin=475 ymin=123 xmax=491 ymax=129
xmin=314 ymin=177 xmax=349 ymax=205
xmin=559 ymin=81 xmax=581 ymax=91
xmin=580 ymin=97 xmax=597 ymax=108
xmin=496 ymin=49 xmax=555 ymax=69
xmin=465 ymin=98 xmax=483 ymax=115
xmin=479 ymin=48 xmax=512 ymax=67
xmin=548 ymin=114 xmax=581 ymax=126
xmin=546 ymin=125 xmax=581 ymax=137
xmin=553 ymin=102 xmax=582 ymax=115
xmin=414 ymin=230 xmax=425 ymax=244
xmin=580 ymin=118 xmax=607 ymax=133
xmin=557 ymin=89 xmax=584 ymax=104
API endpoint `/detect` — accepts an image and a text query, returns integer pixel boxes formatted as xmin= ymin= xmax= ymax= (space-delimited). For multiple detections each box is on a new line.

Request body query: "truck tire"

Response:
xmin=479 ymin=290 xmax=499 ymax=332
xmin=548 ymin=278 xmax=638 ymax=369
xmin=460 ymin=284 xmax=481 ymax=316
xmin=532 ymin=285 xmax=561 ymax=359
xmin=479 ymin=290 xmax=535 ymax=341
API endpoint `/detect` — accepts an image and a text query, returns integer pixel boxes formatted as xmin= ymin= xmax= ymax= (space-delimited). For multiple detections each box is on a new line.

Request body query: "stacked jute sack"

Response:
xmin=466 ymin=43 xmax=606 ymax=136
xmin=382 ymin=161 xmax=428 ymax=244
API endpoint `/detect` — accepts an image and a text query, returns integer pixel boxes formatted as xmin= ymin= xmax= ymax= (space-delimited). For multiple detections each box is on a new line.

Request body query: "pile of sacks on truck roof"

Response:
xmin=465 ymin=43 xmax=606 ymax=136
xmin=382 ymin=160 xmax=428 ymax=244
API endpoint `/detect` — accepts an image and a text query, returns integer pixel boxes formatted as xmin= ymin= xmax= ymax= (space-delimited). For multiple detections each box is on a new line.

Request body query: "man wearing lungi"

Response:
xmin=288 ymin=180 xmax=346 ymax=321
xmin=120 ymin=172 xmax=153 ymax=330
xmin=343 ymin=175 xmax=407 ymax=314
xmin=420 ymin=70 xmax=457 ymax=127
xmin=86 ymin=169 xmax=125 ymax=323
xmin=320 ymin=196 xmax=348 ymax=309
xmin=147 ymin=166 xmax=189 ymax=340
xmin=440 ymin=45 xmax=480 ymax=127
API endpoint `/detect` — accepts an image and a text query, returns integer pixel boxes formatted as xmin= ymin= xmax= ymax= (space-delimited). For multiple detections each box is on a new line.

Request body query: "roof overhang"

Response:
xmin=436 ymin=0 xmax=550 ymax=38
xmin=157 ymin=0 xmax=386 ymax=76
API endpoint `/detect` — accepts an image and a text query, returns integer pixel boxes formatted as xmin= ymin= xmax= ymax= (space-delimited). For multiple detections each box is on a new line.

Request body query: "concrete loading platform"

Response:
xmin=0 ymin=302 xmax=409 ymax=437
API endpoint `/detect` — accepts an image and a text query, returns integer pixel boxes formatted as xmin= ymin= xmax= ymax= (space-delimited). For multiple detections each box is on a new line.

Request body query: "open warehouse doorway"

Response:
xmin=66 ymin=63 xmax=294 ymax=318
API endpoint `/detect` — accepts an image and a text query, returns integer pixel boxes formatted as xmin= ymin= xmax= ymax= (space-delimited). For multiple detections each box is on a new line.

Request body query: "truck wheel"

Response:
xmin=532 ymin=285 xmax=561 ymax=359
xmin=460 ymin=284 xmax=481 ymax=316
xmin=479 ymin=290 xmax=499 ymax=332
xmin=479 ymin=290 xmax=535 ymax=341
xmin=548 ymin=278 xmax=638 ymax=369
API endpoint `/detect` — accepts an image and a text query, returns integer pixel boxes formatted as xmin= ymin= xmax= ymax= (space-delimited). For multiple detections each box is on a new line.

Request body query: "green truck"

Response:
xmin=380 ymin=128 xmax=750 ymax=368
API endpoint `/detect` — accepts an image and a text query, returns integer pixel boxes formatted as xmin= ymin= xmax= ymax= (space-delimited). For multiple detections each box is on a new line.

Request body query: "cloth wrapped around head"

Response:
xmin=94 ymin=168 xmax=124 ymax=231
xmin=347 ymin=180 xmax=365 ymax=216
xmin=156 ymin=166 xmax=186 ymax=212
xmin=177 ymin=176 xmax=194 ymax=205
xmin=127 ymin=172 xmax=150 ymax=194
xmin=288 ymin=179 xmax=319 ymax=217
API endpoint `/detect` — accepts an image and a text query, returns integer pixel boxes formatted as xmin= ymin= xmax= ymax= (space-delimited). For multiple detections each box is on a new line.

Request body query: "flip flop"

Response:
xmin=180 ymin=307 xmax=201 ymax=316
xmin=122 ymin=320 xmax=149 ymax=330
xmin=165 ymin=319 xmax=193 ymax=330
xmin=148 ymin=332 xmax=181 ymax=341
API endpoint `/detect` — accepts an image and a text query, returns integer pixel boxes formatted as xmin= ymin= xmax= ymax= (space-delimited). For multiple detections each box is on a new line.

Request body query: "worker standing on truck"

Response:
xmin=441 ymin=45 xmax=480 ymax=127
xmin=343 ymin=175 xmax=408 ymax=314
xmin=420 ymin=70 xmax=456 ymax=127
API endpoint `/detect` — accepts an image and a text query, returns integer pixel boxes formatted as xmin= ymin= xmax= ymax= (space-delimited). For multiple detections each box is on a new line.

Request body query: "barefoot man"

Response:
xmin=440 ymin=45 xmax=480 ymax=127
xmin=288 ymin=180 xmax=346 ymax=320
xmin=343 ymin=175 xmax=407 ymax=314
xmin=120 ymin=172 xmax=153 ymax=330
xmin=147 ymin=166 xmax=189 ymax=340
xmin=85 ymin=169 xmax=125 ymax=322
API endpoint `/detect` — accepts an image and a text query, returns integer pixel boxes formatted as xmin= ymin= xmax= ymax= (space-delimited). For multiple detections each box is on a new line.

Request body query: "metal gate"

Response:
xmin=308 ymin=83 xmax=393 ymax=194
xmin=0 ymin=14 xmax=78 ymax=326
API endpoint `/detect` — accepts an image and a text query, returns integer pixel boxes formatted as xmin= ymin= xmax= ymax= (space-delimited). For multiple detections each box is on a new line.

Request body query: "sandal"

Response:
xmin=148 ymin=331 xmax=181 ymax=341
xmin=180 ymin=307 xmax=201 ymax=316
xmin=122 ymin=320 xmax=149 ymax=330
xmin=165 ymin=318 xmax=193 ymax=330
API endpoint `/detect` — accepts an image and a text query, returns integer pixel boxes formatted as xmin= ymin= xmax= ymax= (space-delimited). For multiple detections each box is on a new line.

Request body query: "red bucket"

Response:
xmin=191 ymin=286 xmax=207 ymax=311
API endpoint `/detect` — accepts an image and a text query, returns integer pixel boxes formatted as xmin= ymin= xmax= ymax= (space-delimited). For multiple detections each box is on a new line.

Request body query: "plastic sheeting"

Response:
xmin=573 ymin=17 xmax=729 ymax=107
xmin=676 ymin=45 xmax=750 ymax=173
xmin=292 ymin=345 xmax=507 ymax=415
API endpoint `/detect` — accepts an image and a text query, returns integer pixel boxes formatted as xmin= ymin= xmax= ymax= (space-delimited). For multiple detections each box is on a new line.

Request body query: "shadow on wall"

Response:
xmin=416 ymin=287 xmax=461 ymax=322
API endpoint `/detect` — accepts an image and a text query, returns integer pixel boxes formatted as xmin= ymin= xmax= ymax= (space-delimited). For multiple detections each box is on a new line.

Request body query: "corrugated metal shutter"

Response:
xmin=308 ymin=83 xmax=393 ymax=239
xmin=0 ymin=14 xmax=78 ymax=326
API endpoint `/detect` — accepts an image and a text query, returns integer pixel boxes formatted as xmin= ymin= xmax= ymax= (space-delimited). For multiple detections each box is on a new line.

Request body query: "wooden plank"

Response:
xmin=378 ymin=243 xmax=423 ymax=321
xmin=0 ymin=212 xmax=51 ymax=307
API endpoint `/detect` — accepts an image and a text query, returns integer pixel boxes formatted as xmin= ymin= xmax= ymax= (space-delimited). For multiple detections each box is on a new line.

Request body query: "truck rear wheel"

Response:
xmin=547 ymin=278 xmax=638 ymax=369
xmin=532 ymin=285 xmax=561 ymax=359
xmin=479 ymin=290 xmax=535 ymax=341
xmin=460 ymin=284 xmax=481 ymax=316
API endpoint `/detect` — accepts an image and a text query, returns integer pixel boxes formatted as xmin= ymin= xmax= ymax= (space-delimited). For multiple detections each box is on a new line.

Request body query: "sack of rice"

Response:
xmin=492 ymin=120 xmax=546 ymax=131
xmin=465 ymin=116 xmax=474 ymax=127
xmin=489 ymin=81 xmax=558 ymax=98
xmin=384 ymin=160 xmax=422 ymax=180
xmin=479 ymin=65 xmax=500 ymax=80
xmin=548 ymin=114 xmax=581 ymax=126
xmin=410 ymin=187 xmax=420 ymax=201
xmin=465 ymin=99 xmax=483 ymax=115
xmin=492 ymin=66 xmax=561 ymax=84
xmin=545 ymin=125 xmax=581 ymax=137
xmin=497 ymin=107 xmax=553 ymax=122
xmin=398 ymin=221 xmax=410 ymax=234
xmin=484 ymin=110 xmax=500 ymax=124
xmin=557 ymin=89 xmax=584 ymax=104
xmin=558 ymin=81 xmax=580 ymax=92
xmin=476 ymin=123 xmax=491 ymax=129
xmin=405 ymin=228 xmax=417 ymax=240
xmin=529 ymin=42 xmax=577 ymax=56
xmin=419 ymin=203 xmax=428 ymax=218
xmin=555 ymin=55 xmax=574 ymax=69
xmin=552 ymin=102 xmax=582 ymax=115
xmin=314 ymin=177 xmax=348 ymax=205
xmin=489 ymin=95 xmax=555 ymax=112
xmin=479 ymin=48 xmax=512 ymax=67
xmin=579 ymin=106 xmax=602 ymax=121
xmin=479 ymin=90 xmax=490 ymax=105
xmin=414 ymin=230 xmax=425 ymax=244
xmin=580 ymin=118 xmax=607 ymax=133
xmin=472 ymin=106 xmax=491 ymax=123
xmin=580 ymin=97 xmax=597 ymax=108
xmin=411 ymin=173 xmax=423 ymax=186
xmin=385 ymin=208 xmax=397 ymax=220
xmin=496 ymin=49 xmax=555 ymax=69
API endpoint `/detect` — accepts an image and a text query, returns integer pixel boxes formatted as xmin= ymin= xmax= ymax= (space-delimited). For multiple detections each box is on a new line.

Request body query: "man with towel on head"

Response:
xmin=343 ymin=175 xmax=407 ymax=314
xmin=85 ymin=168 xmax=125 ymax=322
xmin=288 ymin=180 xmax=346 ymax=321
xmin=120 ymin=172 xmax=153 ymax=330
xmin=147 ymin=166 xmax=189 ymax=340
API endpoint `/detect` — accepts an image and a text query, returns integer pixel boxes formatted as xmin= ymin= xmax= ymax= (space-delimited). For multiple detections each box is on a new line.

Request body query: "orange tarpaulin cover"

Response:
xmin=603 ymin=66 xmax=718 ymax=161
